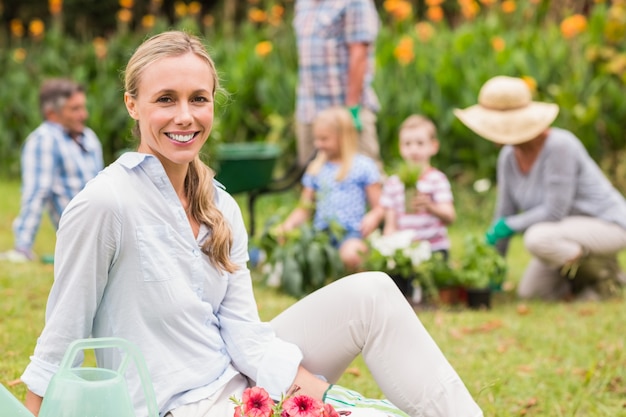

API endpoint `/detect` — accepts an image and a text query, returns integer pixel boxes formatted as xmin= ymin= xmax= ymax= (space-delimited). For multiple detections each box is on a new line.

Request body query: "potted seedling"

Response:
xmin=365 ymin=230 xmax=433 ymax=301
xmin=428 ymin=253 xmax=465 ymax=306
xmin=457 ymin=234 xmax=507 ymax=309
xmin=257 ymin=218 xmax=345 ymax=299
xmin=396 ymin=162 xmax=422 ymax=213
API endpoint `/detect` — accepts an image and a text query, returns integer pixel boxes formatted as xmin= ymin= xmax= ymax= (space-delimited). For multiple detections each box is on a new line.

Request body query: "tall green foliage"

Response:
xmin=0 ymin=1 xmax=624 ymax=185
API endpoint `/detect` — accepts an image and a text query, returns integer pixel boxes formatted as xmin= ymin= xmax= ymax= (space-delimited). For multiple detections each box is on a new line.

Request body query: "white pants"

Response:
xmin=167 ymin=272 xmax=483 ymax=417
xmin=518 ymin=216 xmax=626 ymax=299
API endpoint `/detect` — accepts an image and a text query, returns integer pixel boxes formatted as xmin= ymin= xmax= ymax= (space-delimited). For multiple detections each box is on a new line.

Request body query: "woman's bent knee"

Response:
xmin=523 ymin=223 xmax=555 ymax=256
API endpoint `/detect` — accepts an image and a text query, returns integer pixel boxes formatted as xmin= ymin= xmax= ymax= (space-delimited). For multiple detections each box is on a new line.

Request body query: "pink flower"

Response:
xmin=282 ymin=395 xmax=325 ymax=417
xmin=241 ymin=387 xmax=274 ymax=417
xmin=231 ymin=386 xmax=339 ymax=417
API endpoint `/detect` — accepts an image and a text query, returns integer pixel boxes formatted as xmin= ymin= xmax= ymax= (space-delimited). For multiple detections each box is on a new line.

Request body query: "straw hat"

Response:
xmin=453 ymin=76 xmax=559 ymax=145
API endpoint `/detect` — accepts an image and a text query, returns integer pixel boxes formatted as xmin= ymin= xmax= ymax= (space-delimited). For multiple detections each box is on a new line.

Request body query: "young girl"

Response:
xmin=276 ymin=106 xmax=383 ymax=271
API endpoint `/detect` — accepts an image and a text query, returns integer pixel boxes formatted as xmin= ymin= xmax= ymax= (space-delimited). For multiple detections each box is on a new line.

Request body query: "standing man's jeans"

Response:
xmin=518 ymin=216 xmax=626 ymax=299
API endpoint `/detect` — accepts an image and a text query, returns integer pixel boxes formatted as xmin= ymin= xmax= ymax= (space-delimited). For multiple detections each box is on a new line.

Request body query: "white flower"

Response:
xmin=473 ymin=178 xmax=492 ymax=194
xmin=409 ymin=241 xmax=432 ymax=267
xmin=369 ymin=230 xmax=418 ymax=256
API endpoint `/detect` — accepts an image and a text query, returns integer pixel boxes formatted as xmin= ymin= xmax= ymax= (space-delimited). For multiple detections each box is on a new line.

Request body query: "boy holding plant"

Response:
xmin=380 ymin=115 xmax=456 ymax=257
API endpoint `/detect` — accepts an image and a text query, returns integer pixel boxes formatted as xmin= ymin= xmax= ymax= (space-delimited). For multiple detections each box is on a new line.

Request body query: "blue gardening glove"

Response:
xmin=348 ymin=105 xmax=363 ymax=131
xmin=485 ymin=218 xmax=514 ymax=246
xmin=323 ymin=384 xmax=408 ymax=417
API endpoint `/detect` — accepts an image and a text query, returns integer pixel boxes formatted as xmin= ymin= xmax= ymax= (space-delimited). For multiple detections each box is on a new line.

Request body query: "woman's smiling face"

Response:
xmin=124 ymin=51 xmax=215 ymax=170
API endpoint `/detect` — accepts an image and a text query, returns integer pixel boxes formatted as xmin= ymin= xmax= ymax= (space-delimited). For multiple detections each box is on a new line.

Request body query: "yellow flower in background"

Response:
xmin=93 ymin=37 xmax=108 ymax=60
xmin=29 ymin=19 xmax=45 ymax=37
xmin=117 ymin=8 xmax=133 ymax=23
xmin=479 ymin=0 xmax=497 ymax=6
xmin=249 ymin=8 xmax=267 ymax=23
xmin=49 ymin=0 xmax=63 ymax=15
xmin=271 ymin=5 xmax=285 ymax=18
xmin=203 ymin=14 xmax=215 ymax=28
xmin=415 ymin=21 xmax=435 ymax=42
xmin=521 ymin=76 xmax=537 ymax=93
xmin=255 ymin=41 xmax=273 ymax=57
xmin=560 ymin=14 xmax=587 ymax=39
xmin=501 ymin=0 xmax=516 ymax=13
xmin=268 ymin=5 xmax=285 ymax=26
xmin=426 ymin=0 xmax=444 ymax=5
xmin=174 ymin=1 xmax=187 ymax=17
xmin=491 ymin=36 xmax=505 ymax=52
xmin=383 ymin=0 xmax=412 ymax=21
xmin=606 ymin=53 xmax=626 ymax=75
xmin=604 ymin=3 xmax=626 ymax=44
xmin=426 ymin=6 xmax=444 ymax=22
xmin=188 ymin=2 xmax=202 ymax=15
xmin=391 ymin=1 xmax=412 ymax=21
xmin=141 ymin=14 xmax=155 ymax=29
xmin=383 ymin=0 xmax=400 ymax=12
xmin=459 ymin=0 xmax=480 ymax=20
xmin=394 ymin=35 xmax=414 ymax=65
xmin=13 ymin=48 xmax=27 ymax=63
xmin=119 ymin=0 xmax=134 ymax=9
xmin=10 ymin=19 xmax=25 ymax=38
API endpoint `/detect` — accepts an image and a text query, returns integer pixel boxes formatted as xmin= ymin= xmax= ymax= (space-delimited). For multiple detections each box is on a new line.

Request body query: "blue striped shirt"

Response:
xmin=294 ymin=0 xmax=380 ymax=123
xmin=13 ymin=121 xmax=103 ymax=251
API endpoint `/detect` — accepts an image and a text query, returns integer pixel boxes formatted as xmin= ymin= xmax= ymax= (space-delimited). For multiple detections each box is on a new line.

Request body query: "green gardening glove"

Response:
xmin=348 ymin=105 xmax=363 ymax=132
xmin=323 ymin=384 xmax=409 ymax=417
xmin=485 ymin=217 xmax=514 ymax=246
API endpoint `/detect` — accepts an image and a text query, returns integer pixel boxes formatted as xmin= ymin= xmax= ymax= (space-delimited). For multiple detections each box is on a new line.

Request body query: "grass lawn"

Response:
xmin=1 ymin=179 xmax=625 ymax=416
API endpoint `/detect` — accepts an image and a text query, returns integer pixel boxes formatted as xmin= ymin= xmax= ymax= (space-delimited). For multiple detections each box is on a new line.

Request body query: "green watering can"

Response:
xmin=0 ymin=337 xmax=159 ymax=417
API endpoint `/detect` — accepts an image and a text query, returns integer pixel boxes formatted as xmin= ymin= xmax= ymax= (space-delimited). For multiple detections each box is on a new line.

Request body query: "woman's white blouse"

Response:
xmin=21 ymin=153 xmax=303 ymax=416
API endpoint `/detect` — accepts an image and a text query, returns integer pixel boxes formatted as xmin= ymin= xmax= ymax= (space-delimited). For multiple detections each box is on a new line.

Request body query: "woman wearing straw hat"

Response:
xmin=455 ymin=75 xmax=626 ymax=301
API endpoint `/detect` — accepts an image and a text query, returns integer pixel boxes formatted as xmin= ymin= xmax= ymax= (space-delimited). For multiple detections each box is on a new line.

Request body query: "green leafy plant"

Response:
xmin=365 ymin=230 xmax=436 ymax=297
xmin=395 ymin=161 xmax=423 ymax=213
xmin=257 ymin=220 xmax=344 ymax=298
xmin=427 ymin=251 xmax=459 ymax=289
xmin=396 ymin=161 xmax=423 ymax=188
xmin=457 ymin=234 xmax=507 ymax=289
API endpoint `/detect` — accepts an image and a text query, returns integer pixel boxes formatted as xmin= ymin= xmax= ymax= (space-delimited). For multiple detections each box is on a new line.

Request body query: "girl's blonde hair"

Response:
xmin=307 ymin=106 xmax=358 ymax=181
xmin=399 ymin=114 xmax=438 ymax=141
xmin=124 ymin=30 xmax=237 ymax=273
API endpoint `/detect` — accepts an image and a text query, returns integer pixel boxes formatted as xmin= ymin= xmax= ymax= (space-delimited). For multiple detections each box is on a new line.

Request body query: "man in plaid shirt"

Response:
xmin=293 ymin=0 xmax=381 ymax=169
xmin=0 ymin=78 xmax=103 ymax=263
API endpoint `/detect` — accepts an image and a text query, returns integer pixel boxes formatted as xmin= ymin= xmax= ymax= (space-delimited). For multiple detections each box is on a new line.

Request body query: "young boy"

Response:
xmin=380 ymin=114 xmax=455 ymax=259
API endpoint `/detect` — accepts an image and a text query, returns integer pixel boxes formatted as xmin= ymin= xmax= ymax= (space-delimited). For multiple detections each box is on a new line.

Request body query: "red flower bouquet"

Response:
xmin=231 ymin=386 xmax=341 ymax=417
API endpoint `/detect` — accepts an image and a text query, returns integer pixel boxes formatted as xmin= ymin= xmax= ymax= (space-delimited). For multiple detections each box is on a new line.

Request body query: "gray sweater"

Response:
xmin=494 ymin=127 xmax=626 ymax=243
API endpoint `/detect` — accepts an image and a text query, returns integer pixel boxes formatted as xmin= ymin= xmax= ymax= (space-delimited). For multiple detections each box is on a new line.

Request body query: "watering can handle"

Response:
xmin=59 ymin=337 xmax=160 ymax=417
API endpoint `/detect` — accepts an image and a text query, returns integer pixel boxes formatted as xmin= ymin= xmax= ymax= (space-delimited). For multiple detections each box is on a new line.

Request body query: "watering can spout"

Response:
xmin=0 ymin=383 xmax=35 ymax=417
